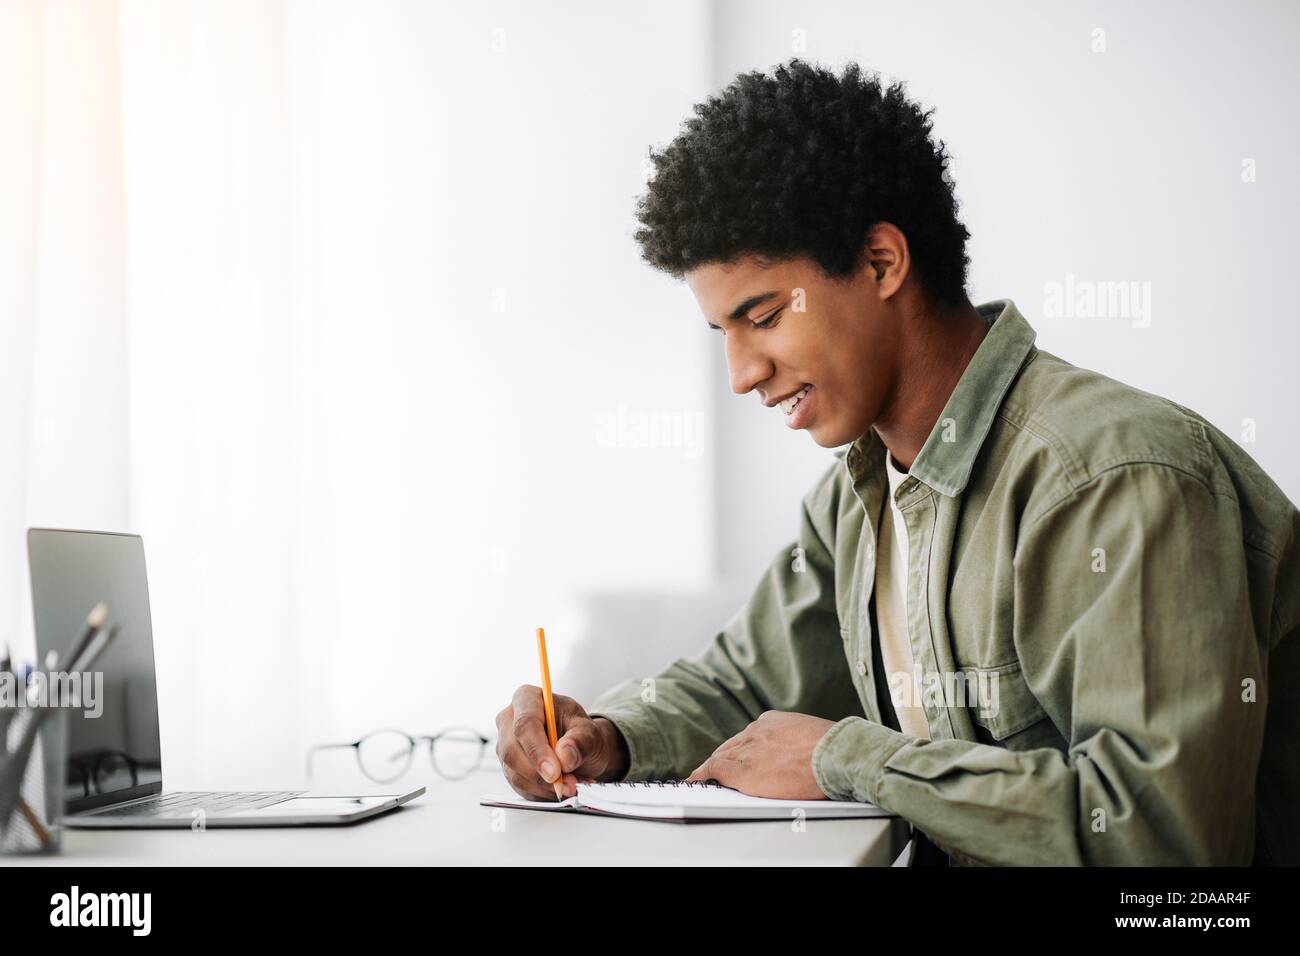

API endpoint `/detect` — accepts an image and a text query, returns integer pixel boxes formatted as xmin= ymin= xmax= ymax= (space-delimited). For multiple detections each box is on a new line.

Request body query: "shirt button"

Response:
xmin=856 ymin=660 xmax=867 ymax=676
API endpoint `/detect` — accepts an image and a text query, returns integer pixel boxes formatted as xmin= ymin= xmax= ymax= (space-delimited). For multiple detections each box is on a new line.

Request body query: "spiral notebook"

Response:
xmin=479 ymin=780 xmax=894 ymax=822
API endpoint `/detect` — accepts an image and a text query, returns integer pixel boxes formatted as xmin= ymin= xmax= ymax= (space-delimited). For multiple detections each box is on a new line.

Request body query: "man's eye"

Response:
xmin=753 ymin=309 xmax=782 ymax=329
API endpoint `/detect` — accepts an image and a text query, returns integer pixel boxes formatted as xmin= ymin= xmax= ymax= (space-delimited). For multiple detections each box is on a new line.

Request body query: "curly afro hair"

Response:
xmin=633 ymin=59 xmax=971 ymax=307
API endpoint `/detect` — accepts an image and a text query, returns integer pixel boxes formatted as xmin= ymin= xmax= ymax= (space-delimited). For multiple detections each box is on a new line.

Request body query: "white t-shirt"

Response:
xmin=875 ymin=447 xmax=931 ymax=739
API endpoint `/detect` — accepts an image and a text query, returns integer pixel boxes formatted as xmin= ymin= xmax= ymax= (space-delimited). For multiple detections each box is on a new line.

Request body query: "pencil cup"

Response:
xmin=0 ymin=700 xmax=68 ymax=855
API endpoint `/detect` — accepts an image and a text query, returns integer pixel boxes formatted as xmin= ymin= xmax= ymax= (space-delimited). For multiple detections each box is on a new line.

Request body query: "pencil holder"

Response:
xmin=0 ymin=696 xmax=68 ymax=855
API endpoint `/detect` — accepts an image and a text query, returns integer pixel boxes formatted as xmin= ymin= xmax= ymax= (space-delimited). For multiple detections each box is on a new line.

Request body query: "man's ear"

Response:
xmin=861 ymin=222 xmax=910 ymax=300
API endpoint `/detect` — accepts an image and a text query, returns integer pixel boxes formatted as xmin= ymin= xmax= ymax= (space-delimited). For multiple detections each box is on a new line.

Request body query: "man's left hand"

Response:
xmin=686 ymin=711 xmax=838 ymax=799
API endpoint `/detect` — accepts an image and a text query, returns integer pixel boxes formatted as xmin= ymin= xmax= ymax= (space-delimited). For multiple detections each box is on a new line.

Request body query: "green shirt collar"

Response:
xmin=846 ymin=299 xmax=1038 ymax=498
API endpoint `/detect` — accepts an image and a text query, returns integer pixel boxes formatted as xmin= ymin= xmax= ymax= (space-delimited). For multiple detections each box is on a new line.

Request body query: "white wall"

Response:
xmin=711 ymin=0 xmax=1300 ymax=527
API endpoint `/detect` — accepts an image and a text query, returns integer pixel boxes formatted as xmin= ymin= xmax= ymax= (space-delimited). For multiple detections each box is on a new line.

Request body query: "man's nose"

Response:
xmin=725 ymin=333 xmax=770 ymax=396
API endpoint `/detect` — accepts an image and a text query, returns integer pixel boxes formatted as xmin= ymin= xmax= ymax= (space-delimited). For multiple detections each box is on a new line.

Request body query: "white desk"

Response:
xmin=4 ymin=772 xmax=908 ymax=866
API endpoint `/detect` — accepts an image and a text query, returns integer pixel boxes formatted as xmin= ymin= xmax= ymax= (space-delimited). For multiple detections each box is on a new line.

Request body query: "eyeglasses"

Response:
xmin=67 ymin=748 xmax=141 ymax=797
xmin=307 ymin=727 xmax=492 ymax=784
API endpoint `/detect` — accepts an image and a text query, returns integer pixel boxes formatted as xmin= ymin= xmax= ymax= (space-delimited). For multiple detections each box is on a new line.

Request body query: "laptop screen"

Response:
xmin=27 ymin=528 xmax=164 ymax=812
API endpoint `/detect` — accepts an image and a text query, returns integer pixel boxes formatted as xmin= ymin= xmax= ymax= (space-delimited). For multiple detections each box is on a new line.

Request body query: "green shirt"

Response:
xmin=588 ymin=299 xmax=1300 ymax=865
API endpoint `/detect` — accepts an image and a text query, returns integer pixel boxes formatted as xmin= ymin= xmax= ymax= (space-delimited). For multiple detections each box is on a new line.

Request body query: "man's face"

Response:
xmin=686 ymin=254 xmax=898 ymax=448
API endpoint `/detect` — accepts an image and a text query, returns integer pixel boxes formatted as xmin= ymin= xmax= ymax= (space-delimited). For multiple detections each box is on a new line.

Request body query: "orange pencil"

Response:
xmin=535 ymin=627 xmax=564 ymax=800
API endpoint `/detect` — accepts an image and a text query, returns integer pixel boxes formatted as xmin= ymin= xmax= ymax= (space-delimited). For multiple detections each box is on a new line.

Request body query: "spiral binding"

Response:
xmin=595 ymin=778 xmax=722 ymax=788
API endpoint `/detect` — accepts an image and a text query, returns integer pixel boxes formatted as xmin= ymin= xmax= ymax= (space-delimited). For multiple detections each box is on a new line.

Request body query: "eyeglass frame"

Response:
xmin=67 ymin=748 xmax=141 ymax=798
xmin=306 ymin=726 xmax=493 ymax=784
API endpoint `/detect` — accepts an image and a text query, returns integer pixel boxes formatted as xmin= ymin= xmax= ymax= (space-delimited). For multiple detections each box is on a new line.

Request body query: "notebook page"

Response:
xmin=576 ymin=781 xmax=879 ymax=811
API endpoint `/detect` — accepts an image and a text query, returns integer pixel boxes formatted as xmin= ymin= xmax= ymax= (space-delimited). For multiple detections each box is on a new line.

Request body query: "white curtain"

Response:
xmin=4 ymin=0 xmax=720 ymax=788
xmin=1 ymin=0 xmax=131 ymax=664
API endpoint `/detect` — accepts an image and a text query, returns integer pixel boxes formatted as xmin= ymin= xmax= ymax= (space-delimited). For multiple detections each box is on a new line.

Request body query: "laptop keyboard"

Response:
xmin=89 ymin=791 xmax=305 ymax=818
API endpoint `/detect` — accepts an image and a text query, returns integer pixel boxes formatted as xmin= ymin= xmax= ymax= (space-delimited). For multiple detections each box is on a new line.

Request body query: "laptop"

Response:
xmin=27 ymin=527 xmax=424 ymax=827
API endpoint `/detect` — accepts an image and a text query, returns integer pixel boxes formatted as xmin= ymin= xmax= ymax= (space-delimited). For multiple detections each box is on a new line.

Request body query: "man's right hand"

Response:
xmin=495 ymin=685 xmax=631 ymax=801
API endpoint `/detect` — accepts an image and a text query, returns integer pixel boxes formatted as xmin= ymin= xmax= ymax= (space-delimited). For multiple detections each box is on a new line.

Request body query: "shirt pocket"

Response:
xmin=963 ymin=660 xmax=1051 ymax=742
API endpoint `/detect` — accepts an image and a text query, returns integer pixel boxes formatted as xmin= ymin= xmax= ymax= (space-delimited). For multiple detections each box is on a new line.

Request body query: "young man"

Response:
xmin=494 ymin=59 xmax=1300 ymax=865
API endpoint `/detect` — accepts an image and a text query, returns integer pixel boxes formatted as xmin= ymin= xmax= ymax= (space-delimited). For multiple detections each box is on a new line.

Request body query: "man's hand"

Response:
xmin=686 ymin=711 xmax=837 ymax=800
xmin=495 ymin=685 xmax=630 ymax=801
